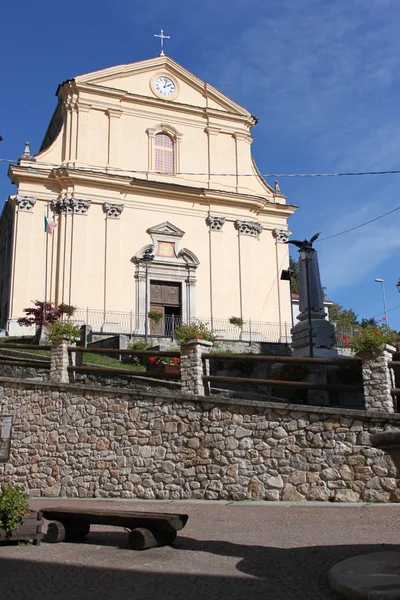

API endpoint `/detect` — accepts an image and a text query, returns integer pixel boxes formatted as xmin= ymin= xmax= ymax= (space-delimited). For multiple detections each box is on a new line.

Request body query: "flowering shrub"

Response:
xmin=337 ymin=332 xmax=351 ymax=347
xmin=274 ymin=364 xmax=308 ymax=382
xmin=47 ymin=320 xmax=81 ymax=342
xmin=148 ymin=356 xmax=180 ymax=366
xmin=174 ymin=321 xmax=216 ymax=345
xmin=350 ymin=325 xmax=397 ymax=354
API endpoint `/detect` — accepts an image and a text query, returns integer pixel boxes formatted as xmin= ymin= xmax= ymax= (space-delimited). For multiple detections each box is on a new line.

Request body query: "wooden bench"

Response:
xmin=41 ymin=506 xmax=188 ymax=550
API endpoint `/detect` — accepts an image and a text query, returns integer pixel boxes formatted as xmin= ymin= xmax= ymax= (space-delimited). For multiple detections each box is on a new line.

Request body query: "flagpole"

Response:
xmin=44 ymin=203 xmax=49 ymax=325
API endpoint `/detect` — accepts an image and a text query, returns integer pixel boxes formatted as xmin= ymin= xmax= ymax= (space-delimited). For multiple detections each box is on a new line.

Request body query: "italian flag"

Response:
xmin=44 ymin=216 xmax=57 ymax=235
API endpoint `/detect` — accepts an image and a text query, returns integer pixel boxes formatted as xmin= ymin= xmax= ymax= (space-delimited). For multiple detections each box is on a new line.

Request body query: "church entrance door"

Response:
xmin=150 ymin=281 xmax=181 ymax=336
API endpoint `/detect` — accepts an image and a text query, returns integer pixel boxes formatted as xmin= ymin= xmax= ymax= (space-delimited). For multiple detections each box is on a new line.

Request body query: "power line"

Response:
xmin=318 ymin=205 xmax=400 ymax=242
xmin=373 ymin=304 xmax=400 ymax=319
xmin=3 ymin=157 xmax=400 ymax=178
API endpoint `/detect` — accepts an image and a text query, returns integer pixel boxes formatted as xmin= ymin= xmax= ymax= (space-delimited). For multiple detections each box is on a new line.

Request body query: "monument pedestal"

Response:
xmin=291 ymin=317 xmax=338 ymax=358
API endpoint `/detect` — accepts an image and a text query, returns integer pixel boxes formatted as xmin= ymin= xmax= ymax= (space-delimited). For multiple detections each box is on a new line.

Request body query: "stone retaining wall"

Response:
xmin=0 ymin=377 xmax=399 ymax=502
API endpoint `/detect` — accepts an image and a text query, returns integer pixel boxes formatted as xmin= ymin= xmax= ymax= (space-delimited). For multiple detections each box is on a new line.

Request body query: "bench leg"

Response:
xmin=47 ymin=521 xmax=66 ymax=543
xmin=46 ymin=520 xmax=90 ymax=543
xmin=128 ymin=528 xmax=177 ymax=550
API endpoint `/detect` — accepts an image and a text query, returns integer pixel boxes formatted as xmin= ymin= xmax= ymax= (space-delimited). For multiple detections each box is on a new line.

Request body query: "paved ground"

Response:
xmin=0 ymin=499 xmax=399 ymax=600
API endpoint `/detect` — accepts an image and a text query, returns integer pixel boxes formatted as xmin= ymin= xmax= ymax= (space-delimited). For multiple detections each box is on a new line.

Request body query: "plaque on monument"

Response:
xmin=0 ymin=416 xmax=12 ymax=462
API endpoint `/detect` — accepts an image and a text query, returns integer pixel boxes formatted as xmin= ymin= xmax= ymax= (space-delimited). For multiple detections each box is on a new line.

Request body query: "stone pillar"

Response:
xmin=361 ymin=344 xmax=396 ymax=413
xmin=50 ymin=340 xmax=70 ymax=384
xmin=180 ymin=339 xmax=213 ymax=395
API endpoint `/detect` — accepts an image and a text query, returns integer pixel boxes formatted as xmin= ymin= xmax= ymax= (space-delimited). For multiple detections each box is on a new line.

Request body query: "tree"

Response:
xmin=289 ymin=257 xmax=299 ymax=294
xmin=17 ymin=301 xmax=75 ymax=328
xmin=360 ymin=317 xmax=378 ymax=328
xmin=328 ymin=303 xmax=358 ymax=329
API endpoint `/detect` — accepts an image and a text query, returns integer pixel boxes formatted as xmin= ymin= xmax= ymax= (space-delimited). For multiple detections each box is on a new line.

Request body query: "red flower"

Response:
xmin=172 ymin=357 xmax=180 ymax=364
xmin=275 ymin=374 xmax=281 ymax=380
xmin=149 ymin=356 xmax=155 ymax=362
xmin=374 ymin=331 xmax=379 ymax=335
xmin=338 ymin=336 xmax=343 ymax=341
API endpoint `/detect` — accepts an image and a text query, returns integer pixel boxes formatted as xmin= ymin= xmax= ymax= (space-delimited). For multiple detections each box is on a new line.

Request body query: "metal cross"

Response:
xmin=154 ymin=28 xmax=170 ymax=56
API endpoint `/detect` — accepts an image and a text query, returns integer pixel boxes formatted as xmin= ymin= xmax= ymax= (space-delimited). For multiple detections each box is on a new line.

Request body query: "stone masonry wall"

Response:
xmin=0 ymin=377 xmax=399 ymax=502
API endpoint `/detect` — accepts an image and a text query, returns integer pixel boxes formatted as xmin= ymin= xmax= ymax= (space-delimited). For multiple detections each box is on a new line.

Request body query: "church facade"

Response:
xmin=0 ymin=55 xmax=296 ymax=339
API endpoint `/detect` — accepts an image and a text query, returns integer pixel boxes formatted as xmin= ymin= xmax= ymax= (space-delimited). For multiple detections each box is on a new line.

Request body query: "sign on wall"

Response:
xmin=0 ymin=416 xmax=12 ymax=462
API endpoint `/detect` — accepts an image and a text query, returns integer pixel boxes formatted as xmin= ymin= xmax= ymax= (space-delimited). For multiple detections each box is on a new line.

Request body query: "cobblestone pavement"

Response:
xmin=0 ymin=500 xmax=399 ymax=600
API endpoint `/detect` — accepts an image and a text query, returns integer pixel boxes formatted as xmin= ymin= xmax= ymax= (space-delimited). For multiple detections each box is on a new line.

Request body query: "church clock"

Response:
xmin=151 ymin=75 xmax=178 ymax=99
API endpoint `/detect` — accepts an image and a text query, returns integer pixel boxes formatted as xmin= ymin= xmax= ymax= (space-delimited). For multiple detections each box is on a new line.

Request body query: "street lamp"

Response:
xmin=141 ymin=249 xmax=154 ymax=341
xmin=375 ymin=278 xmax=389 ymax=327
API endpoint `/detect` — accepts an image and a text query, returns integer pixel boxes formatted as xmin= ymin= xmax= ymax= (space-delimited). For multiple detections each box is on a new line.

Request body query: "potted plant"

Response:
xmin=0 ymin=483 xmax=42 ymax=544
xmin=148 ymin=311 xmax=164 ymax=325
xmin=350 ymin=325 xmax=397 ymax=359
xmin=147 ymin=356 xmax=180 ymax=374
xmin=174 ymin=320 xmax=216 ymax=345
xmin=47 ymin=320 xmax=81 ymax=342
xmin=229 ymin=316 xmax=244 ymax=328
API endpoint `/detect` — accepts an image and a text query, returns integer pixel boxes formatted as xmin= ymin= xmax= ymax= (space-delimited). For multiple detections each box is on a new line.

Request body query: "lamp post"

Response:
xmin=375 ymin=278 xmax=389 ymax=327
xmin=141 ymin=249 xmax=154 ymax=341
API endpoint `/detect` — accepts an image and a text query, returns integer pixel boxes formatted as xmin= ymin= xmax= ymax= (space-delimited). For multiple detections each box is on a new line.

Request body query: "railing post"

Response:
xmin=361 ymin=344 xmax=396 ymax=412
xmin=86 ymin=307 xmax=89 ymax=326
xmin=180 ymin=339 xmax=213 ymax=395
xmin=130 ymin=311 xmax=133 ymax=337
xmin=50 ymin=340 xmax=70 ymax=384
xmin=249 ymin=319 xmax=252 ymax=344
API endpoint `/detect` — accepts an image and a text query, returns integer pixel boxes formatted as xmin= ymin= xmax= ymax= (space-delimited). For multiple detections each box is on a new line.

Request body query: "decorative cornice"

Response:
xmin=51 ymin=198 xmax=91 ymax=215
xmin=235 ymin=220 xmax=263 ymax=238
xmin=273 ymin=228 xmax=292 ymax=243
xmin=102 ymin=202 xmax=124 ymax=218
xmin=206 ymin=215 xmax=226 ymax=231
xmin=9 ymin=165 xmax=298 ymax=218
xmin=15 ymin=195 xmax=36 ymax=211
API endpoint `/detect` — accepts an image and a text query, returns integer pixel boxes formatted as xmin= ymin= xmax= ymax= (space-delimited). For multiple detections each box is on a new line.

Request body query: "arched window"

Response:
xmin=154 ymin=132 xmax=174 ymax=173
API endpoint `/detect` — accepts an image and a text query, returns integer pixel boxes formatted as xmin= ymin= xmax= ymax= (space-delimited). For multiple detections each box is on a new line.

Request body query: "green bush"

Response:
xmin=127 ymin=340 xmax=152 ymax=351
xmin=174 ymin=321 xmax=216 ymax=345
xmin=350 ymin=325 xmax=397 ymax=355
xmin=0 ymin=484 xmax=30 ymax=538
xmin=47 ymin=320 xmax=81 ymax=342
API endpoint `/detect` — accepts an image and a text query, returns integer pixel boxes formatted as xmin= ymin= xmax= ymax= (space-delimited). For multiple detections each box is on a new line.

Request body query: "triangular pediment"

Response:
xmin=146 ymin=221 xmax=185 ymax=238
xmin=73 ymin=56 xmax=251 ymax=117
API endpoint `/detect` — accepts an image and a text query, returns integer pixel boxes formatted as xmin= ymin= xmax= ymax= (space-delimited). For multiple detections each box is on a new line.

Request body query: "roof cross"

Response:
xmin=154 ymin=28 xmax=170 ymax=56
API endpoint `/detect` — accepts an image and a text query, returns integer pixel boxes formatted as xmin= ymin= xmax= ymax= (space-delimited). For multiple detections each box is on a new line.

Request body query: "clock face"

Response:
xmin=154 ymin=76 xmax=176 ymax=97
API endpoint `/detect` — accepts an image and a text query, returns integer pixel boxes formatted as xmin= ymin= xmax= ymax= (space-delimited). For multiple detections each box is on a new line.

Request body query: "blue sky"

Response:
xmin=2 ymin=0 xmax=400 ymax=327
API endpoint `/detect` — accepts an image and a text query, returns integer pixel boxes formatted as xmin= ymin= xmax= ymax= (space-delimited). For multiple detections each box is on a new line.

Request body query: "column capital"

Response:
xmin=52 ymin=197 xmax=91 ymax=215
xmin=235 ymin=220 xmax=263 ymax=238
xmin=15 ymin=195 xmax=37 ymax=212
xmin=273 ymin=228 xmax=292 ymax=243
xmin=206 ymin=215 xmax=226 ymax=231
xmin=103 ymin=202 xmax=124 ymax=219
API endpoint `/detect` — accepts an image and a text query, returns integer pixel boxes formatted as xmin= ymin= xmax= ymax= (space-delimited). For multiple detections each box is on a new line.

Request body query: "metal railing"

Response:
xmin=72 ymin=309 xmax=292 ymax=343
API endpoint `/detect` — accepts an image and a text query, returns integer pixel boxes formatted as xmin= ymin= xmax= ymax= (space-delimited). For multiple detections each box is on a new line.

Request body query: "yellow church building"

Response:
xmin=0 ymin=53 xmax=296 ymax=341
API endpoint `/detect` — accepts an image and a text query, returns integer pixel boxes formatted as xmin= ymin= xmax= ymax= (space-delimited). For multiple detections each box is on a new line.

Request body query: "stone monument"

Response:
xmin=287 ymin=233 xmax=337 ymax=357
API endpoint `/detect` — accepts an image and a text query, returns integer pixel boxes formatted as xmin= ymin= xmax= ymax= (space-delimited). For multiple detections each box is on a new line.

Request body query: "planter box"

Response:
xmin=0 ymin=510 xmax=43 ymax=545
xmin=147 ymin=364 xmax=180 ymax=376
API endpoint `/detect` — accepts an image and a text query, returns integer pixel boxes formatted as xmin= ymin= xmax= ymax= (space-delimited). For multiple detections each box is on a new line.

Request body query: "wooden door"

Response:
xmin=150 ymin=282 xmax=180 ymax=306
